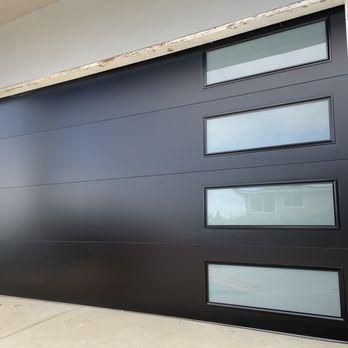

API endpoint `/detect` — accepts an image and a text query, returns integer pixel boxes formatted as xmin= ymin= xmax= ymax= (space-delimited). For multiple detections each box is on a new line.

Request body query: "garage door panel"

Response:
xmin=0 ymin=52 xmax=202 ymax=137
xmin=0 ymin=241 xmax=204 ymax=313
xmin=0 ymin=77 xmax=348 ymax=188
xmin=0 ymin=241 xmax=346 ymax=340
xmin=0 ymin=7 xmax=347 ymax=341
xmin=0 ymin=160 xmax=346 ymax=249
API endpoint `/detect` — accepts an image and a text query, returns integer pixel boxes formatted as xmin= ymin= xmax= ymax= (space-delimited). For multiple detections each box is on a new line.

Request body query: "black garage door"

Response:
xmin=0 ymin=6 xmax=347 ymax=341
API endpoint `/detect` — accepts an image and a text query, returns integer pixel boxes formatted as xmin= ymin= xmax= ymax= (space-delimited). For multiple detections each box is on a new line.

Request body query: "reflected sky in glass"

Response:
xmin=206 ymin=21 xmax=328 ymax=84
xmin=206 ymin=99 xmax=331 ymax=154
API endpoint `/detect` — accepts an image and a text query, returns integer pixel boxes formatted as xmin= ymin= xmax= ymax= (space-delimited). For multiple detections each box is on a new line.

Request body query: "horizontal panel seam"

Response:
xmin=0 ymin=72 xmax=348 ymax=142
xmin=0 ymin=240 xmax=347 ymax=250
xmin=0 ymin=157 xmax=348 ymax=191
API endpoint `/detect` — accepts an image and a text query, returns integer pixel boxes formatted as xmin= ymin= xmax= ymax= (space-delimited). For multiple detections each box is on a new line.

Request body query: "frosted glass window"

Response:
xmin=205 ymin=98 xmax=331 ymax=154
xmin=206 ymin=182 xmax=336 ymax=226
xmin=207 ymin=264 xmax=341 ymax=318
xmin=206 ymin=21 xmax=328 ymax=84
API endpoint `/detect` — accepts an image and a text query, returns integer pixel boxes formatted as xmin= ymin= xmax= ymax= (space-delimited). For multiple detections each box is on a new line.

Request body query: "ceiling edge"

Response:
xmin=0 ymin=0 xmax=344 ymax=99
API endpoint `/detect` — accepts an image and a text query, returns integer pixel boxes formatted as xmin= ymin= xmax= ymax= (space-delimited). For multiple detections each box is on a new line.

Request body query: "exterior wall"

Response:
xmin=0 ymin=0 xmax=302 ymax=89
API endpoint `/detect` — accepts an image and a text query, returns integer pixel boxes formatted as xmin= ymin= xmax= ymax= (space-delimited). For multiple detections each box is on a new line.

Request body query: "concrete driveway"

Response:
xmin=0 ymin=296 xmax=345 ymax=348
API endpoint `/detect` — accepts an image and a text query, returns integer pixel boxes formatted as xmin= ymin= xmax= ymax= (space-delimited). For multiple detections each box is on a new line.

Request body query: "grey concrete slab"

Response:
xmin=0 ymin=296 xmax=346 ymax=348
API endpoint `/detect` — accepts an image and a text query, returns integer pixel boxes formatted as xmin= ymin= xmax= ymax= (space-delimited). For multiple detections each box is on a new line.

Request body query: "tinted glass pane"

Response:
xmin=206 ymin=21 xmax=328 ymax=84
xmin=206 ymin=182 xmax=335 ymax=226
xmin=208 ymin=264 xmax=341 ymax=318
xmin=205 ymin=98 xmax=331 ymax=154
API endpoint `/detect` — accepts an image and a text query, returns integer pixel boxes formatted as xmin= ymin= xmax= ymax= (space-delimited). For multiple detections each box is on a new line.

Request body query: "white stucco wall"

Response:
xmin=0 ymin=0 xmax=306 ymax=89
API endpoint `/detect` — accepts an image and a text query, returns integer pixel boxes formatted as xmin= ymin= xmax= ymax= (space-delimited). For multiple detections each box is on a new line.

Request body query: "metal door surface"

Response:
xmin=0 ymin=6 xmax=346 ymax=341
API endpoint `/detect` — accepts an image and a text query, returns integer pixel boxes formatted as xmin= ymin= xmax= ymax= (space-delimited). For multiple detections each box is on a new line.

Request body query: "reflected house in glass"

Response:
xmin=207 ymin=264 xmax=341 ymax=318
xmin=207 ymin=182 xmax=336 ymax=226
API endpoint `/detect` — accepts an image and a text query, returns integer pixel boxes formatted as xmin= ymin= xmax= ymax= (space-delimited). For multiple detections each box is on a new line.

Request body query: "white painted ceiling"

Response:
xmin=0 ymin=0 xmax=58 ymax=25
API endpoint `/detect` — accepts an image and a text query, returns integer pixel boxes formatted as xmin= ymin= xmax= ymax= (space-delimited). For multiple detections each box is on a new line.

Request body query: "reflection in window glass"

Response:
xmin=205 ymin=98 xmax=331 ymax=154
xmin=206 ymin=21 xmax=328 ymax=84
xmin=206 ymin=182 xmax=336 ymax=226
xmin=284 ymin=194 xmax=303 ymax=207
xmin=250 ymin=196 xmax=275 ymax=212
xmin=208 ymin=264 xmax=341 ymax=318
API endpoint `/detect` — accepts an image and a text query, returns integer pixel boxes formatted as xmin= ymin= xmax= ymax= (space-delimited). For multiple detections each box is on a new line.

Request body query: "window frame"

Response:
xmin=205 ymin=261 xmax=345 ymax=321
xmin=203 ymin=96 xmax=335 ymax=156
xmin=203 ymin=179 xmax=339 ymax=230
xmin=203 ymin=16 xmax=331 ymax=87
